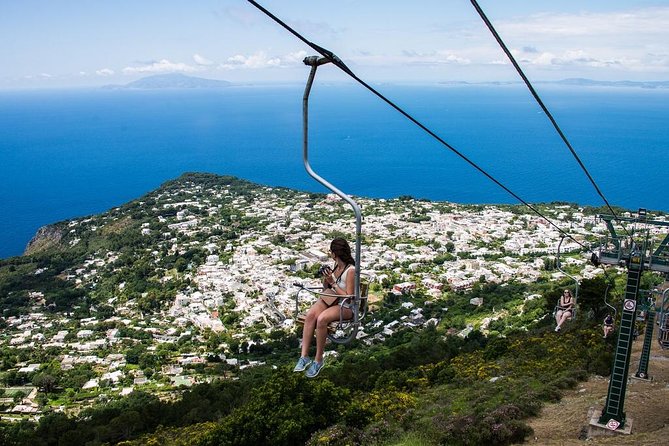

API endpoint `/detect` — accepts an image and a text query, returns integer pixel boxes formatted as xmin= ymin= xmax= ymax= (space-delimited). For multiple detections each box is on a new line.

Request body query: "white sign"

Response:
xmin=606 ymin=419 xmax=620 ymax=431
xmin=623 ymin=299 xmax=636 ymax=312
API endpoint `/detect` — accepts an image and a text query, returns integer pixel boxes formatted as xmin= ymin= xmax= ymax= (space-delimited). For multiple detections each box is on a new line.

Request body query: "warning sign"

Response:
xmin=606 ymin=419 xmax=620 ymax=431
xmin=623 ymin=299 xmax=636 ymax=312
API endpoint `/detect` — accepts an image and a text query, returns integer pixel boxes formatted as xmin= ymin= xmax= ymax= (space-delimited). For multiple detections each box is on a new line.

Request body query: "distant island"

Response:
xmin=551 ymin=78 xmax=669 ymax=89
xmin=104 ymin=74 xmax=669 ymax=91
xmin=439 ymin=78 xmax=669 ymax=89
xmin=102 ymin=73 xmax=232 ymax=90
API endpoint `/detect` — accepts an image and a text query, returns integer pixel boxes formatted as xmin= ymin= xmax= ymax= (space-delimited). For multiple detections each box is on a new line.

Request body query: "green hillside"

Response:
xmin=0 ymin=172 xmax=664 ymax=445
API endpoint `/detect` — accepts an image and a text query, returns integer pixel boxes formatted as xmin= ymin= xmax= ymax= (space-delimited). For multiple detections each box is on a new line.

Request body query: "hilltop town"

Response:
xmin=1 ymin=173 xmax=664 ymax=422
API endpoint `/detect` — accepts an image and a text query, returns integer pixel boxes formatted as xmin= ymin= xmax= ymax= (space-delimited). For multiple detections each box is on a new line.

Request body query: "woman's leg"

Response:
xmin=555 ymin=310 xmax=563 ymax=327
xmin=558 ymin=310 xmax=572 ymax=328
xmin=314 ymin=305 xmax=353 ymax=363
xmin=301 ymin=300 xmax=328 ymax=358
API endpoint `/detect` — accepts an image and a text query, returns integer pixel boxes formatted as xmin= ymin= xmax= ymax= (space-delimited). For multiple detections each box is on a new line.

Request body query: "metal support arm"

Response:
xmin=302 ymin=56 xmax=362 ymax=343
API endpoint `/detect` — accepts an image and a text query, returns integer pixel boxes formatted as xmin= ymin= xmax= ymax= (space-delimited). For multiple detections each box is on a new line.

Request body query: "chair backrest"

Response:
xmin=357 ymin=280 xmax=369 ymax=320
xmin=360 ymin=281 xmax=369 ymax=298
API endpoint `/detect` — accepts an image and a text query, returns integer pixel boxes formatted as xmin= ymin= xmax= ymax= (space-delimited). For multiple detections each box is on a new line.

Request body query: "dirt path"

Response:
xmin=518 ymin=333 xmax=669 ymax=445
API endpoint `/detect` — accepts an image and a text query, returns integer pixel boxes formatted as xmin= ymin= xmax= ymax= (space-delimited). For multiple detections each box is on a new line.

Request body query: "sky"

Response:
xmin=2 ymin=0 xmax=669 ymax=89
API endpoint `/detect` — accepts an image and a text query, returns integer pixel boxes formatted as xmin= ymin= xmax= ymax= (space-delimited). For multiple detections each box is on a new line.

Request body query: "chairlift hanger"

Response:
xmin=603 ymin=275 xmax=616 ymax=320
xmin=658 ymin=288 xmax=669 ymax=350
xmin=556 ymin=234 xmax=579 ymax=320
xmin=295 ymin=55 xmax=364 ymax=344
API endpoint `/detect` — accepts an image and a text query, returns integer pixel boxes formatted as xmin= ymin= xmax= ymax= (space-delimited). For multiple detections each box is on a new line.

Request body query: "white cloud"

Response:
xmin=220 ymin=50 xmax=306 ymax=70
xmin=193 ymin=54 xmax=214 ymax=66
xmin=396 ymin=50 xmax=471 ymax=67
xmin=122 ymin=59 xmax=198 ymax=75
xmin=495 ymin=7 xmax=669 ymax=73
xmin=96 ymin=68 xmax=115 ymax=76
xmin=512 ymin=47 xmax=637 ymax=70
xmin=440 ymin=52 xmax=471 ymax=65
xmin=500 ymin=7 xmax=669 ymax=38
xmin=282 ymin=50 xmax=308 ymax=65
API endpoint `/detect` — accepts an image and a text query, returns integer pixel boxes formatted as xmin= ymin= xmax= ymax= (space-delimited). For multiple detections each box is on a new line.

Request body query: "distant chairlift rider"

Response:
xmin=555 ymin=289 xmax=575 ymax=332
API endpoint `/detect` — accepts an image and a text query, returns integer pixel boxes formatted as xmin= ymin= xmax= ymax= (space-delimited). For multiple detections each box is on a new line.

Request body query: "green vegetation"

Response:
xmin=0 ymin=172 xmax=660 ymax=446
xmin=0 ymin=317 xmax=613 ymax=446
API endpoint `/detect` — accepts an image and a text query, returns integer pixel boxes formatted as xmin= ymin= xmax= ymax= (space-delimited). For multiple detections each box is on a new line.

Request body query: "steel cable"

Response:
xmin=247 ymin=0 xmax=591 ymax=251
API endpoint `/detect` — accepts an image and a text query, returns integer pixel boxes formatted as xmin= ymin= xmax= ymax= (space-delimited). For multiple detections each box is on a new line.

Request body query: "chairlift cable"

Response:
xmin=469 ymin=0 xmax=632 ymax=239
xmin=246 ymin=0 xmax=588 ymax=251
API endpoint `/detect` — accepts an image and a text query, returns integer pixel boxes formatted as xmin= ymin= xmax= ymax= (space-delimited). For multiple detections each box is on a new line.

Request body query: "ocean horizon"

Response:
xmin=1 ymin=83 xmax=668 ymax=259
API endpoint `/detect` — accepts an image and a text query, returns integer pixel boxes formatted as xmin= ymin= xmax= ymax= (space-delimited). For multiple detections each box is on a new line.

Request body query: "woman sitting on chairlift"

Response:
xmin=555 ymin=289 xmax=575 ymax=332
xmin=603 ymin=313 xmax=614 ymax=339
xmin=293 ymin=237 xmax=356 ymax=378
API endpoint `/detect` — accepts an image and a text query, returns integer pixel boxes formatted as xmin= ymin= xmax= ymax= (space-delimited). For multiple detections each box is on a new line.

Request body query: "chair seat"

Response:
xmin=293 ymin=279 xmax=369 ymax=343
xmin=295 ymin=313 xmax=353 ymax=332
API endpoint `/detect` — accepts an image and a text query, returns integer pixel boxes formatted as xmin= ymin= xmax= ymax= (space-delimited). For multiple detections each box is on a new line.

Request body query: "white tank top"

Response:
xmin=336 ymin=265 xmax=354 ymax=290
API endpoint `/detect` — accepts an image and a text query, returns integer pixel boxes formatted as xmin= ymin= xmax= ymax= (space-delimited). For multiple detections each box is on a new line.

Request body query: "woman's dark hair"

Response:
xmin=330 ymin=237 xmax=355 ymax=266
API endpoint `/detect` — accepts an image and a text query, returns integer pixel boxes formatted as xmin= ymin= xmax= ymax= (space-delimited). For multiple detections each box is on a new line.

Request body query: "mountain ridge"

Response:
xmin=438 ymin=78 xmax=669 ymax=89
xmin=102 ymin=73 xmax=232 ymax=90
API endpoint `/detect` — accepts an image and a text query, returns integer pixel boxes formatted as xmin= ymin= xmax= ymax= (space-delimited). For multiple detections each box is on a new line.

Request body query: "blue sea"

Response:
xmin=1 ymin=84 xmax=668 ymax=259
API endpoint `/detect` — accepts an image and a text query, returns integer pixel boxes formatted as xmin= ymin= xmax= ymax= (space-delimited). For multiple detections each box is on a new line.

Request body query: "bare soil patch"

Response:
xmin=518 ymin=333 xmax=669 ymax=445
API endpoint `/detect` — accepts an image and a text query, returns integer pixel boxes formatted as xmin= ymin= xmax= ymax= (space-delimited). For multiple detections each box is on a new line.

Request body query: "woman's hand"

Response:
xmin=320 ymin=266 xmax=334 ymax=288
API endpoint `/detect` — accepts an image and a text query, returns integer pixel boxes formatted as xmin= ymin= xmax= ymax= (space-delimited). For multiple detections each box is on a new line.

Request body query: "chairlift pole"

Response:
xmin=589 ymin=209 xmax=669 ymax=433
xmin=302 ymin=56 xmax=362 ymax=342
xmin=595 ymin=246 xmax=643 ymax=430
xmin=633 ymin=289 xmax=658 ymax=380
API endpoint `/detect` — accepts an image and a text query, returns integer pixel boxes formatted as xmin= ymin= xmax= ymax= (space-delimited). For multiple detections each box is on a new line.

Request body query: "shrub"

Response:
xmin=429 ymin=411 xmax=533 ymax=446
xmin=305 ymin=424 xmax=360 ymax=446
xmin=201 ymin=372 xmax=349 ymax=446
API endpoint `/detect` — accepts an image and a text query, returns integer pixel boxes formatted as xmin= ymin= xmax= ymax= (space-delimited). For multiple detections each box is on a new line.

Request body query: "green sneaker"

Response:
xmin=305 ymin=360 xmax=325 ymax=378
xmin=293 ymin=356 xmax=311 ymax=372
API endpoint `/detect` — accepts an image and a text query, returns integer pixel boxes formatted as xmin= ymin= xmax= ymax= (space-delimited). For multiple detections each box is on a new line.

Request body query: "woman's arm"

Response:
xmin=560 ymin=296 xmax=574 ymax=309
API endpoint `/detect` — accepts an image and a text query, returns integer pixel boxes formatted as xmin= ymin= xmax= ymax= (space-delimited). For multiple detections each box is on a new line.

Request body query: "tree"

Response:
xmin=139 ymin=352 xmax=158 ymax=370
xmin=95 ymin=304 xmax=115 ymax=319
xmin=35 ymin=412 xmax=77 ymax=446
xmin=204 ymin=372 xmax=348 ymax=446
xmin=125 ymin=344 xmax=145 ymax=365
xmin=33 ymin=373 xmax=59 ymax=394
xmin=105 ymin=410 xmax=144 ymax=442
xmin=577 ymin=276 xmax=611 ymax=318
xmin=13 ymin=390 xmax=27 ymax=403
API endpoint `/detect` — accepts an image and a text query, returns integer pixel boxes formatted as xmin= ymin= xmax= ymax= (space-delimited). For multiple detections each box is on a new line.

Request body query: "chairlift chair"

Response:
xmin=292 ymin=55 xmax=366 ymax=344
xmin=602 ymin=277 xmax=617 ymax=338
xmin=603 ymin=278 xmax=617 ymax=320
xmin=294 ymin=275 xmax=370 ymax=344
xmin=553 ymin=235 xmax=579 ymax=322
xmin=658 ymin=288 xmax=669 ymax=349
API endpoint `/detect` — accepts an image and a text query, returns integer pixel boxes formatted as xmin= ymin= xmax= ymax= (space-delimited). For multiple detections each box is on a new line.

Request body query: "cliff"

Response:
xmin=24 ymin=224 xmax=64 ymax=256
